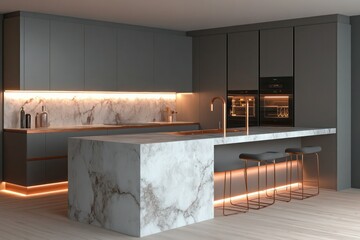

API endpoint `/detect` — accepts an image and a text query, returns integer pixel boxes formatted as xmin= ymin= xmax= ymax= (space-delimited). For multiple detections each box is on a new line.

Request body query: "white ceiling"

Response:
xmin=1 ymin=0 xmax=360 ymax=31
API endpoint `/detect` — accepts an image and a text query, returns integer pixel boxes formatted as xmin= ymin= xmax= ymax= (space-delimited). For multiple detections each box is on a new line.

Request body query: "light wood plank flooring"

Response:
xmin=0 ymin=189 xmax=360 ymax=240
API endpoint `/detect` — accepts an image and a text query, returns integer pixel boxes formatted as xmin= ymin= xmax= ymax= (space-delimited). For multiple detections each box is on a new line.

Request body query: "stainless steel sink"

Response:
xmin=171 ymin=128 xmax=241 ymax=136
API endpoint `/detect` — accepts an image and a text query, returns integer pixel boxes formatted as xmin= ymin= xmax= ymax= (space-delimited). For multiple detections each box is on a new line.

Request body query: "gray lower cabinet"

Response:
xmin=197 ymin=34 xmax=227 ymax=129
xmin=154 ymin=33 xmax=192 ymax=92
xmin=260 ymin=27 xmax=293 ymax=77
xmin=4 ymin=125 xmax=198 ymax=186
xmin=85 ymin=25 xmax=117 ymax=91
xmin=24 ymin=17 xmax=50 ymax=90
xmin=228 ymin=31 xmax=259 ymax=90
xmin=50 ymin=20 xmax=84 ymax=90
xmin=117 ymin=29 xmax=154 ymax=91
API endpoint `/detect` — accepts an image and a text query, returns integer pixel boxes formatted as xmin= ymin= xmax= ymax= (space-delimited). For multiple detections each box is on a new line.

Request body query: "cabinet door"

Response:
xmin=154 ymin=33 xmax=192 ymax=92
xmin=197 ymin=35 xmax=227 ymax=129
xmin=294 ymin=23 xmax=337 ymax=127
xmin=228 ymin=31 xmax=259 ymax=90
xmin=117 ymin=29 xmax=154 ymax=91
xmin=27 ymin=134 xmax=46 ymax=159
xmin=27 ymin=160 xmax=45 ymax=185
xmin=24 ymin=17 xmax=50 ymax=90
xmin=85 ymin=25 xmax=117 ymax=91
xmin=260 ymin=27 xmax=293 ymax=77
xmin=45 ymin=157 xmax=68 ymax=183
xmin=50 ymin=20 xmax=84 ymax=90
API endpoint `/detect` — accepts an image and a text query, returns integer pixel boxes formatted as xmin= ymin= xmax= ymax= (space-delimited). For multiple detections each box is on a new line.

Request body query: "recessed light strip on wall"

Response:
xmin=4 ymin=91 xmax=177 ymax=100
xmin=0 ymin=181 xmax=68 ymax=197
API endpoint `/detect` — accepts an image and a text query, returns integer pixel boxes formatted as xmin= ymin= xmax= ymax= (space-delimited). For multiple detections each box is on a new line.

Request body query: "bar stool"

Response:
xmin=214 ymin=159 xmax=249 ymax=216
xmin=239 ymin=151 xmax=288 ymax=209
xmin=285 ymin=146 xmax=321 ymax=200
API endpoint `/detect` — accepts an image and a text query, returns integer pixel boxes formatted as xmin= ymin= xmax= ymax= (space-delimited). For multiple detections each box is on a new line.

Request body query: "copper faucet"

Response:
xmin=210 ymin=96 xmax=227 ymax=138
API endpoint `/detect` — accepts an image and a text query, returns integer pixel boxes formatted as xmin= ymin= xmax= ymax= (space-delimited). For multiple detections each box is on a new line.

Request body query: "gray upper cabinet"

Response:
xmin=154 ymin=33 xmax=192 ymax=92
xmin=117 ymin=29 xmax=154 ymax=91
xmin=4 ymin=12 xmax=191 ymax=92
xmin=260 ymin=27 xmax=293 ymax=77
xmin=228 ymin=31 xmax=259 ymax=90
xmin=50 ymin=20 xmax=84 ymax=90
xmin=197 ymin=34 xmax=227 ymax=129
xmin=24 ymin=17 xmax=50 ymax=90
xmin=85 ymin=25 xmax=117 ymax=91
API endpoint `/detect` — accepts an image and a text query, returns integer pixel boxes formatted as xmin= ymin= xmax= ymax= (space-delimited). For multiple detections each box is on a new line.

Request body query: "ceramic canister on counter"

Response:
xmin=25 ymin=114 xmax=31 ymax=129
xmin=20 ymin=107 xmax=26 ymax=128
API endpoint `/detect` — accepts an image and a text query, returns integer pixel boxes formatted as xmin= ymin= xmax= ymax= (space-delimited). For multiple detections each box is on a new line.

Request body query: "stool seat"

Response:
xmin=285 ymin=146 xmax=322 ymax=155
xmin=239 ymin=151 xmax=288 ymax=161
xmin=214 ymin=159 xmax=244 ymax=172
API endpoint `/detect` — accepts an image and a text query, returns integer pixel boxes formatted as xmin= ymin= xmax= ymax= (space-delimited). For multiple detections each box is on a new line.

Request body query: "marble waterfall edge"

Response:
xmin=68 ymin=137 xmax=214 ymax=237
xmin=68 ymin=138 xmax=141 ymax=236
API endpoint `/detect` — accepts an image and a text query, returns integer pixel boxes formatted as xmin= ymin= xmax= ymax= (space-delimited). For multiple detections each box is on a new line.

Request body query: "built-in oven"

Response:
xmin=227 ymin=90 xmax=258 ymax=128
xmin=259 ymin=77 xmax=294 ymax=126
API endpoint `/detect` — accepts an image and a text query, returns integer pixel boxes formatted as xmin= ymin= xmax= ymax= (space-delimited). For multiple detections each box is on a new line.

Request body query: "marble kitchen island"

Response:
xmin=68 ymin=127 xmax=336 ymax=237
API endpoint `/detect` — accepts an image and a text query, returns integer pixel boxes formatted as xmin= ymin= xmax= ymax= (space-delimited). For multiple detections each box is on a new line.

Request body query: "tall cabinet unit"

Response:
xmin=228 ymin=31 xmax=259 ymax=90
xmin=295 ymin=22 xmax=351 ymax=190
xmin=196 ymin=34 xmax=227 ymax=129
xmin=351 ymin=16 xmax=360 ymax=188
xmin=187 ymin=14 xmax=351 ymax=191
xmin=0 ymin=15 xmax=3 ymax=181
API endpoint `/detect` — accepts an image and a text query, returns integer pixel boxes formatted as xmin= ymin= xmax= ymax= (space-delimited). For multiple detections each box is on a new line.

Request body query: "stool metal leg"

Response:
xmin=248 ymin=160 xmax=275 ymax=209
xmin=219 ymin=170 xmax=249 ymax=216
xmin=291 ymin=152 xmax=320 ymax=200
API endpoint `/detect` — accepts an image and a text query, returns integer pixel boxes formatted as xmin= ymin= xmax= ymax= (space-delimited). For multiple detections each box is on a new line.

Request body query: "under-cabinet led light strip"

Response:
xmin=4 ymin=90 xmax=177 ymax=100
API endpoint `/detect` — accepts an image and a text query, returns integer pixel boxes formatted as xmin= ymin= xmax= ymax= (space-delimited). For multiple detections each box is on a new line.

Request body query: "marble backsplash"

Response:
xmin=4 ymin=92 xmax=176 ymax=128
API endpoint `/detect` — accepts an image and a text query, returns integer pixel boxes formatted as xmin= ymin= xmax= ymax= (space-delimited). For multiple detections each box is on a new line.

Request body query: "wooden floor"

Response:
xmin=0 ymin=189 xmax=360 ymax=240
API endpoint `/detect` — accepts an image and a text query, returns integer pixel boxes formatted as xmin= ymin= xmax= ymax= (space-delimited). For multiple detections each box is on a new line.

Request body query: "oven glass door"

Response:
xmin=229 ymin=96 xmax=256 ymax=117
xmin=260 ymin=94 xmax=293 ymax=126
xmin=227 ymin=94 xmax=258 ymax=127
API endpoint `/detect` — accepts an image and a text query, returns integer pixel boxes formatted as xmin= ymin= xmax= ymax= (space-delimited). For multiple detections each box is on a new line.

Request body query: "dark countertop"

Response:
xmin=4 ymin=122 xmax=199 ymax=134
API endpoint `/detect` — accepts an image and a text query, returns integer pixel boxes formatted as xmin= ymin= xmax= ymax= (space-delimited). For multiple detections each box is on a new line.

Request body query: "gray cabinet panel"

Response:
xmin=4 ymin=132 xmax=27 ymax=185
xmin=117 ymin=29 xmax=154 ymax=91
xmin=85 ymin=25 xmax=117 ymax=91
xmin=50 ymin=20 xmax=84 ymax=90
xmin=260 ymin=27 xmax=293 ymax=77
xmin=24 ymin=17 xmax=50 ymax=90
xmin=27 ymin=160 xmax=45 ymax=185
xmin=45 ymin=158 xmax=67 ymax=183
xmin=198 ymin=35 xmax=227 ymax=129
xmin=154 ymin=33 xmax=192 ymax=92
xmin=4 ymin=17 xmax=21 ymax=90
xmin=228 ymin=31 xmax=259 ymax=90
xmin=294 ymin=23 xmax=337 ymax=127
xmin=27 ymin=134 xmax=46 ymax=158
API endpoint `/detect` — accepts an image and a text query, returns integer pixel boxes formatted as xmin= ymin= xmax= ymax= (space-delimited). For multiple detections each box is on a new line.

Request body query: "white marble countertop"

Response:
xmin=73 ymin=127 xmax=336 ymax=145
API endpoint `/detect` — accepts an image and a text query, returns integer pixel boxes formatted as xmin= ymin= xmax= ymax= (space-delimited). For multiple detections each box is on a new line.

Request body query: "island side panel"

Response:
xmin=68 ymin=138 xmax=141 ymax=237
xmin=139 ymin=139 xmax=214 ymax=237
